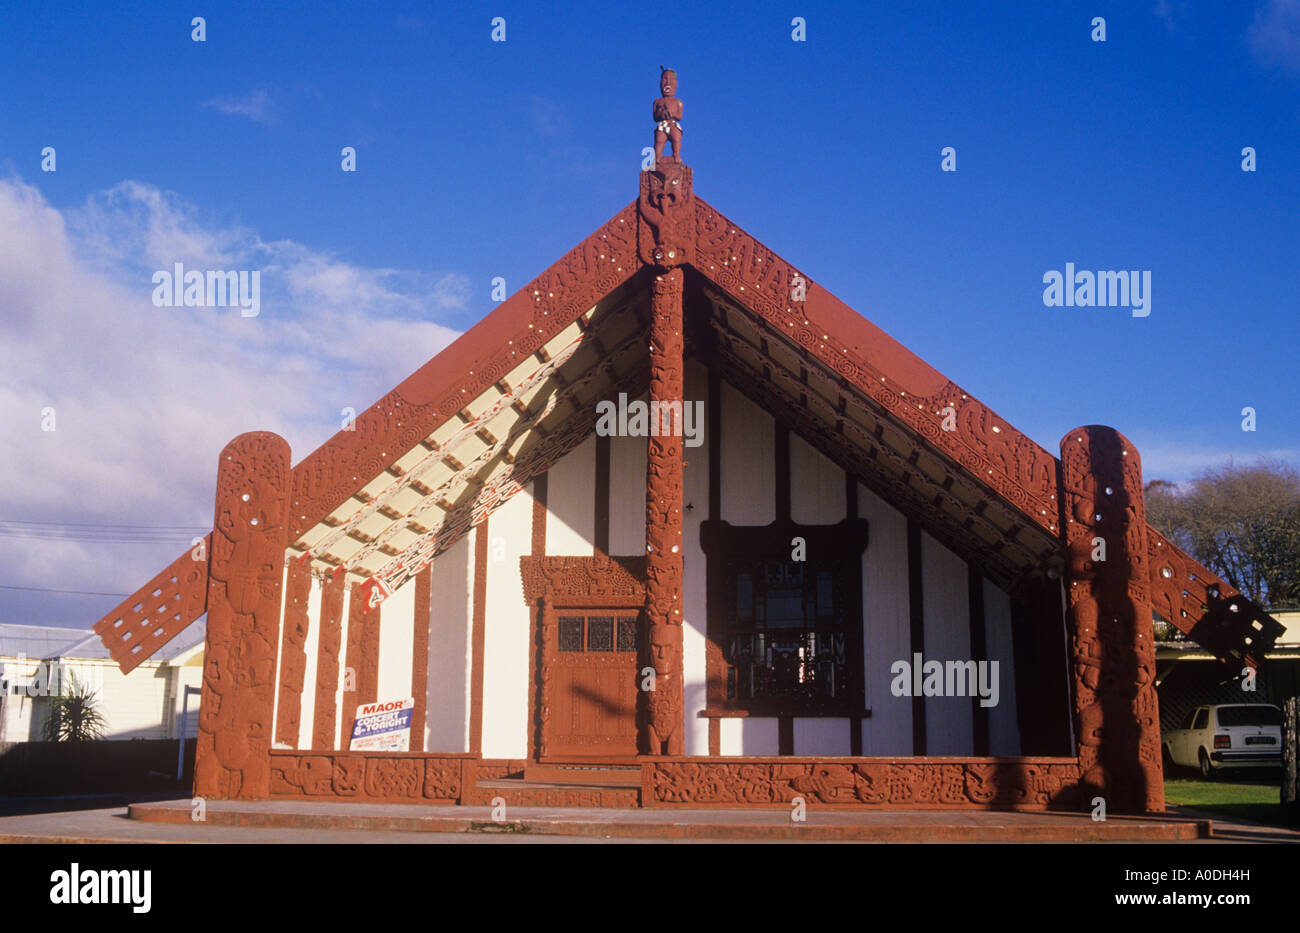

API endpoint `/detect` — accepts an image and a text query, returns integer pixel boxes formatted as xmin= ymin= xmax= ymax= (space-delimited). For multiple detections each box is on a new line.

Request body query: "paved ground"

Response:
xmin=2 ymin=793 xmax=1294 ymax=843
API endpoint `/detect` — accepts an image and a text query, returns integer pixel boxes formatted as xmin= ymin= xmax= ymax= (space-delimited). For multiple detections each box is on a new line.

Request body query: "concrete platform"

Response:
xmin=125 ymin=798 xmax=1213 ymax=842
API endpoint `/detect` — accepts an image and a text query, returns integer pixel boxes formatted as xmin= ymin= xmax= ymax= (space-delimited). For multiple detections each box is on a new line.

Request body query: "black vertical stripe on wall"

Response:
xmin=967 ymin=564 xmax=990 ymax=756
xmin=907 ymin=520 xmax=926 ymax=755
xmin=708 ymin=369 xmax=721 ymax=521
xmin=778 ymin=716 xmax=794 ymax=756
xmin=775 ymin=423 xmax=791 ymax=522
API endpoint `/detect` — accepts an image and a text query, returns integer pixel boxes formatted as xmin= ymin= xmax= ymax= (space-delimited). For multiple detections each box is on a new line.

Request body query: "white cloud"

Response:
xmin=1248 ymin=0 xmax=1300 ymax=73
xmin=0 ymin=177 xmax=465 ymax=598
xmin=204 ymin=88 xmax=280 ymax=125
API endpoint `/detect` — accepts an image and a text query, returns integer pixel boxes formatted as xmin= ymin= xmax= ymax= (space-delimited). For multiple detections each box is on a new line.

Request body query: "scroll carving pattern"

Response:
xmin=341 ymin=585 xmax=381 ymax=748
xmin=289 ymin=204 xmax=639 ymax=541
xmin=1059 ymin=427 xmax=1163 ymax=813
xmin=693 ymin=199 xmax=1059 ymax=533
xmin=268 ymin=754 xmax=466 ymax=802
xmin=92 ymin=538 xmax=210 ymax=674
xmin=275 ymin=557 xmax=312 ymax=747
xmin=311 ymin=572 xmax=346 ymax=749
xmin=647 ymin=760 xmax=1082 ymax=809
xmin=194 ymin=432 xmax=291 ymax=800
xmin=645 ymin=269 xmax=685 ymax=755
xmin=638 ymin=162 xmax=693 ymax=267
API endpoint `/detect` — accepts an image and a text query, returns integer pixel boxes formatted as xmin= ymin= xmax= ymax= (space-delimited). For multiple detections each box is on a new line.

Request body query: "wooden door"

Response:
xmin=545 ymin=611 xmax=640 ymax=758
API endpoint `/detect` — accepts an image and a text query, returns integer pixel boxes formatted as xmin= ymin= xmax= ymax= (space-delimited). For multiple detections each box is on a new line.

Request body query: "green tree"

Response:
xmin=1145 ymin=458 xmax=1300 ymax=611
xmin=41 ymin=670 xmax=107 ymax=742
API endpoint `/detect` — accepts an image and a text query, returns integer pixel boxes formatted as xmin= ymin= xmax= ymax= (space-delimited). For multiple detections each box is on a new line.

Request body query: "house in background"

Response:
xmin=0 ymin=622 xmax=204 ymax=743
xmin=1156 ymin=609 xmax=1300 ymax=735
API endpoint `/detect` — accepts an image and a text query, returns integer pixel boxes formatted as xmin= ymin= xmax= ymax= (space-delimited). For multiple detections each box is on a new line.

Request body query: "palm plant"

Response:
xmin=41 ymin=670 xmax=107 ymax=742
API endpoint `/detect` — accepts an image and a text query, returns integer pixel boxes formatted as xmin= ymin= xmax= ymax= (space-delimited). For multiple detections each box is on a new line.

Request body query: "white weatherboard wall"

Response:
xmin=425 ymin=534 xmax=473 ymax=753
xmin=296 ymin=574 xmax=322 ymax=750
xmin=376 ymin=573 xmax=416 ymax=706
xmin=481 ymin=487 xmax=534 ymax=758
xmin=608 ymin=409 xmax=648 ymax=558
xmin=921 ymin=531 xmax=973 ymax=755
xmin=858 ymin=485 xmax=912 ymax=755
xmin=547 ymin=435 xmax=595 ymax=557
xmin=983 ymin=579 xmax=1020 ymax=755
xmin=681 ymin=360 xmax=709 ymax=755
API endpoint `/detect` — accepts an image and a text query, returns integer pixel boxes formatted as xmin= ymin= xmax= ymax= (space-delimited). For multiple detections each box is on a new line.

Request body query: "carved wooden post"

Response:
xmin=194 ymin=431 xmax=291 ymax=800
xmin=1059 ymin=426 xmax=1163 ymax=813
xmin=638 ymin=114 xmax=693 ymax=753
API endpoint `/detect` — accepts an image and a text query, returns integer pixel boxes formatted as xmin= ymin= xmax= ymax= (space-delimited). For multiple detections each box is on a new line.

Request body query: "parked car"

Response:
xmin=1163 ymin=703 xmax=1283 ymax=779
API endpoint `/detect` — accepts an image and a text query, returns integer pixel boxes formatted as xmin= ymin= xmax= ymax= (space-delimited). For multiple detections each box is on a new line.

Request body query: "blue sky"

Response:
xmin=2 ymin=0 xmax=1298 ymax=626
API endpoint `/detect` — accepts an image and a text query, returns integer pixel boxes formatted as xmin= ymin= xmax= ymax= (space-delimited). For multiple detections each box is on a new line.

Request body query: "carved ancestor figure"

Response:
xmin=653 ymin=67 xmax=683 ymax=162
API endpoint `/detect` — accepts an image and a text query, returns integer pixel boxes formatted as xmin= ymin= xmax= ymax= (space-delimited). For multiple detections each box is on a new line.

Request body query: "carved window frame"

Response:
xmin=700 ymin=518 xmax=869 ymax=718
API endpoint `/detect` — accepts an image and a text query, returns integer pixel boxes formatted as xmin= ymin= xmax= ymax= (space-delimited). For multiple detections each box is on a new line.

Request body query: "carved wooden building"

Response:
xmin=92 ymin=147 xmax=1284 ymax=814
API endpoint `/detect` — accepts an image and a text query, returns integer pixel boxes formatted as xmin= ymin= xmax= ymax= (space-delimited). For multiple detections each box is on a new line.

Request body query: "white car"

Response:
xmin=1163 ymin=703 xmax=1283 ymax=779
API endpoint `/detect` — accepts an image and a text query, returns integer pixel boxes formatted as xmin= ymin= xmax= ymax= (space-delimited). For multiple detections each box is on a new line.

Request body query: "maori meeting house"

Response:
xmin=93 ymin=76 xmax=1284 ymax=814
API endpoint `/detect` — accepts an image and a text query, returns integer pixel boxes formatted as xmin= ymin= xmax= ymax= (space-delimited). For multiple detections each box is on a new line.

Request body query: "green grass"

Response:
xmin=1164 ymin=773 xmax=1283 ymax=824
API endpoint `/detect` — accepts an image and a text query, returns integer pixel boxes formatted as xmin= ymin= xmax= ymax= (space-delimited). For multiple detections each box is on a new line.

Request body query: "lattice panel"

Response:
xmin=91 ymin=536 xmax=210 ymax=674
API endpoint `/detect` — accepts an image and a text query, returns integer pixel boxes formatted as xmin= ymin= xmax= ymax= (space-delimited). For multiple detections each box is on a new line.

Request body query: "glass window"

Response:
xmin=722 ymin=556 xmax=849 ymax=713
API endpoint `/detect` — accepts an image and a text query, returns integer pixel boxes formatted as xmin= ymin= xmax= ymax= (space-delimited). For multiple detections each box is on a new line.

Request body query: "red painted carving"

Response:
xmin=1059 ymin=426 xmax=1163 ymax=813
xmin=194 ymin=432 xmax=291 ymax=800
xmin=268 ymin=752 xmax=468 ymax=802
xmin=92 ymin=538 xmax=210 ymax=674
xmin=341 ymin=584 xmax=381 ymax=748
xmin=410 ymin=568 xmax=431 ymax=752
xmin=645 ymin=268 xmax=685 ymax=755
xmin=312 ymin=571 xmax=345 ymax=749
xmin=275 ymin=556 xmax=312 ymax=747
xmin=638 ymin=161 xmax=693 ymax=268
xmin=646 ymin=758 xmax=1082 ymax=809
xmin=652 ymin=67 xmax=683 ymax=163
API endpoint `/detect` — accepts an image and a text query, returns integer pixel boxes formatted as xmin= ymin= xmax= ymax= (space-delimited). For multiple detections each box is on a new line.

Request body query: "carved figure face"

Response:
xmin=660 ymin=71 xmax=677 ymax=97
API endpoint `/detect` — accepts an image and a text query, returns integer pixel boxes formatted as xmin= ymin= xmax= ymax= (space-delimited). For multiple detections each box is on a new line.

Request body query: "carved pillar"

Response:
xmin=194 ymin=432 xmax=291 ymax=800
xmin=639 ymin=157 xmax=693 ymax=756
xmin=1059 ymin=426 xmax=1163 ymax=813
xmin=275 ymin=555 xmax=312 ymax=747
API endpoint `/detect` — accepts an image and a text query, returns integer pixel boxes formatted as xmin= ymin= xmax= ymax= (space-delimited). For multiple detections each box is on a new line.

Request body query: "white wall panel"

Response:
xmin=297 ymin=575 xmax=322 ymax=750
xmin=426 ymin=535 xmax=473 ymax=753
xmin=481 ymin=489 xmax=533 ymax=758
xmin=719 ymin=381 xmax=775 ymax=525
xmin=608 ymin=411 xmax=648 ymax=558
xmin=720 ymin=717 xmax=780 ymax=756
xmin=789 ymin=433 xmax=845 ymax=525
xmin=983 ymin=578 xmax=1021 ymax=756
xmin=376 ymin=572 xmax=415 ymax=705
xmin=547 ymin=435 xmax=595 ymax=556
xmin=921 ymin=531 xmax=973 ymax=755
xmin=858 ymin=485 xmax=913 ymax=755
xmin=794 ymin=717 xmax=851 ymax=756
xmin=682 ymin=359 xmax=710 ymax=755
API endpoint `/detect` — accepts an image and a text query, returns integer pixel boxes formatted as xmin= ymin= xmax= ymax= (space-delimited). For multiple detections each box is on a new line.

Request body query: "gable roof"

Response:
xmin=92 ymin=183 xmax=1284 ymax=673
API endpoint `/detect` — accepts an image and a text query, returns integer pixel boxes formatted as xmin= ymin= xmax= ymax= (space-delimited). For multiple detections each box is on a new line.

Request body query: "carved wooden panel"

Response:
xmin=312 ymin=571 xmax=346 ymax=749
xmin=1059 ymin=427 xmax=1163 ymax=813
xmin=268 ymin=752 xmax=471 ymax=802
xmin=194 ymin=432 xmax=291 ymax=800
xmin=275 ymin=556 xmax=312 ymax=747
xmin=92 ymin=538 xmax=210 ymax=674
xmin=645 ymin=758 xmax=1082 ymax=809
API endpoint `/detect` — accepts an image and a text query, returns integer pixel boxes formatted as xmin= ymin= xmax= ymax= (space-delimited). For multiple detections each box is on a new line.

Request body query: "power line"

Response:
xmin=0 ymin=583 xmax=129 ymax=598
